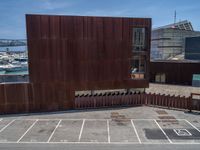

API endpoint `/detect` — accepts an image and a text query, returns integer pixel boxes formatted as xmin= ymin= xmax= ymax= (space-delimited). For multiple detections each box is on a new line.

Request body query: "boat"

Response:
xmin=0 ymin=51 xmax=28 ymax=73
xmin=3 ymin=64 xmax=28 ymax=72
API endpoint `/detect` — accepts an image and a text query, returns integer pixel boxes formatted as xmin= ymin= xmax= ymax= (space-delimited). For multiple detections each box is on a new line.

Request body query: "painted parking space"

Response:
xmin=133 ymin=120 xmax=171 ymax=144
xmin=0 ymin=118 xmax=199 ymax=144
xmin=80 ymin=120 xmax=108 ymax=143
xmin=19 ymin=120 xmax=59 ymax=143
xmin=0 ymin=119 xmax=14 ymax=132
xmin=49 ymin=120 xmax=83 ymax=142
xmin=156 ymin=119 xmax=200 ymax=144
xmin=188 ymin=119 xmax=200 ymax=132
xmin=0 ymin=120 xmax=35 ymax=142
xmin=109 ymin=119 xmax=139 ymax=143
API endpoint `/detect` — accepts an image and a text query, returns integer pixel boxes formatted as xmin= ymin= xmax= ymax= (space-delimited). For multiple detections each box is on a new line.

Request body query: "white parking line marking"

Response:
xmin=78 ymin=119 xmax=85 ymax=142
xmin=47 ymin=120 xmax=62 ymax=143
xmin=0 ymin=120 xmax=15 ymax=133
xmin=17 ymin=119 xmax=38 ymax=143
xmin=154 ymin=119 xmax=173 ymax=144
xmin=107 ymin=120 xmax=110 ymax=143
xmin=131 ymin=120 xmax=141 ymax=144
xmin=13 ymin=118 xmax=185 ymax=121
xmin=0 ymin=141 xmax=200 ymax=144
xmin=14 ymin=119 xmax=109 ymax=121
xmin=0 ymin=118 xmax=199 ymax=145
xmin=184 ymin=119 xmax=200 ymax=133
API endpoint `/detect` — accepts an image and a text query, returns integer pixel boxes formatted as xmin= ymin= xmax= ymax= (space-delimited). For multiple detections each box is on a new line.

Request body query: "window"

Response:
xmin=130 ymin=56 xmax=146 ymax=79
xmin=130 ymin=27 xmax=147 ymax=80
xmin=133 ymin=28 xmax=146 ymax=51
xmin=155 ymin=73 xmax=166 ymax=83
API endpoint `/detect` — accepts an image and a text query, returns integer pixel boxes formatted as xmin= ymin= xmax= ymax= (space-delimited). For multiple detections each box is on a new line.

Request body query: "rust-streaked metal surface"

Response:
xmin=191 ymin=93 xmax=200 ymax=111
xmin=150 ymin=61 xmax=200 ymax=85
xmin=26 ymin=15 xmax=151 ymax=90
xmin=1 ymin=85 xmax=197 ymax=114
xmin=75 ymin=92 xmax=195 ymax=111
xmin=0 ymin=15 xmax=151 ymax=114
xmin=0 ymin=83 xmax=74 ymax=114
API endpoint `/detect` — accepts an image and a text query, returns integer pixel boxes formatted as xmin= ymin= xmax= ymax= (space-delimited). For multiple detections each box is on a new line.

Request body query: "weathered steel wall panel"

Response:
xmin=150 ymin=61 xmax=200 ymax=85
xmin=0 ymin=15 xmax=151 ymax=114
xmin=27 ymin=15 xmax=151 ymax=90
xmin=75 ymin=92 xmax=194 ymax=111
xmin=0 ymin=83 xmax=74 ymax=114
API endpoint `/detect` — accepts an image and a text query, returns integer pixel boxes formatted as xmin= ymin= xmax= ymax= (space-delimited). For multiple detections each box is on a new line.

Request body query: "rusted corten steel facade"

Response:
xmin=0 ymin=83 xmax=74 ymax=114
xmin=27 ymin=15 xmax=151 ymax=89
xmin=150 ymin=61 xmax=200 ymax=85
xmin=0 ymin=15 xmax=151 ymax=114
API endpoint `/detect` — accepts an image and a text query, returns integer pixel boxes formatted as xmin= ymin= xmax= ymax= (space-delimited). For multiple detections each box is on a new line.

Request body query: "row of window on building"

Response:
xmin=131 ymin=27 xmax=147 ymax=80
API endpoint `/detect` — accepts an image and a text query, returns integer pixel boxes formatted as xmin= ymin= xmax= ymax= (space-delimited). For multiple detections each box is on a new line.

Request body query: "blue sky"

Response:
xmin=0 ymin=0 xmax=200 ymax=39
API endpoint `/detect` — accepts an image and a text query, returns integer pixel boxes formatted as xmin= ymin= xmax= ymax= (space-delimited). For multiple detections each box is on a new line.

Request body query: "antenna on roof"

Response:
xmin=174 ymin=10 xmax=177 ymax=25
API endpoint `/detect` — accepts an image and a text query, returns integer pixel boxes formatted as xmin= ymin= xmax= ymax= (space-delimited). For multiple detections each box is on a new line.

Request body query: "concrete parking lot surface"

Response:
xmin=0 ymin=106 xmax=200 ymax=150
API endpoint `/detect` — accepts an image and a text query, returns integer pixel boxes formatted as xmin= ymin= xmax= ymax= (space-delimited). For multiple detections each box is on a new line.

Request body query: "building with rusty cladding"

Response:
xmin=0 ymin=15 xmax=151 ymax=114
xmin=150 ymin=60 xmax=200 ymax=86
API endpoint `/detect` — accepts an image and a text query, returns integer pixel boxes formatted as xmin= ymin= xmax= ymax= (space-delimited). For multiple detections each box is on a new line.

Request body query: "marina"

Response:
xmin=0 ymin=50 xmax=28 ymax=75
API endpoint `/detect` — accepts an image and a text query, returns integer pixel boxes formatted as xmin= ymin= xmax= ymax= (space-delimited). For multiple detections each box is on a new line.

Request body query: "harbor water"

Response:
xmin=0 ymin=46 xmax=27 ymax=52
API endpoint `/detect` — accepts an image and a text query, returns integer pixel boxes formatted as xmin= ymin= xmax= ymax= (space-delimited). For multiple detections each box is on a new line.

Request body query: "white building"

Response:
xmin=151 ymin=20 xmax=200 ymax=60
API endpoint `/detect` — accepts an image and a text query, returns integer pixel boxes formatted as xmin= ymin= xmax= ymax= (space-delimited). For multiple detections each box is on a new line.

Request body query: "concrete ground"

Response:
xmin=147 ymin=83 xmax=200 ymax=97
xmin=0 ymin=106 xmax=200 ymax=150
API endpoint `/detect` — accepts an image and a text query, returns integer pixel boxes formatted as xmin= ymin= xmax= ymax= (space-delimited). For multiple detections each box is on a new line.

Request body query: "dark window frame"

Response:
xmin=132 ymin=27 xmax=147 ymax=52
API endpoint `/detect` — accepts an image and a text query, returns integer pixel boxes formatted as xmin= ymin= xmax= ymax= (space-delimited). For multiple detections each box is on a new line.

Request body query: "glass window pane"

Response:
xmin=130 ymin=56 xmax=146 ymax=79
xmin=133 ymin=28 xmax=146 ymax=51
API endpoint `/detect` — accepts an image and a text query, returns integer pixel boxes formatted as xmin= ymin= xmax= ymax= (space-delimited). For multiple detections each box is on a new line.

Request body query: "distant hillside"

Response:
xmin=0 ymin=39 xmax=27 ymax=47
